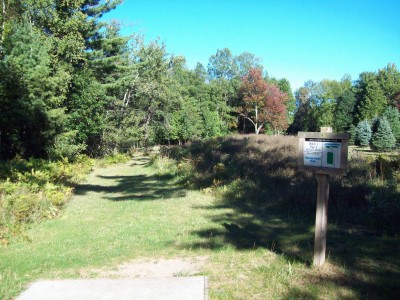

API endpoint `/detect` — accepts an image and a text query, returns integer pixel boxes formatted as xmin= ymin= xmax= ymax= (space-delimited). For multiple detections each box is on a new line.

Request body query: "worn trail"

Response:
xmin=2 ymin=154 xmax=213 ymax=299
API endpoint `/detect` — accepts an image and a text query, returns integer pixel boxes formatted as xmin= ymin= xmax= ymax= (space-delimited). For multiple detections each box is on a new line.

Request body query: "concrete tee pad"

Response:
xmin=17 ymin=277 xmax=208 ymax=300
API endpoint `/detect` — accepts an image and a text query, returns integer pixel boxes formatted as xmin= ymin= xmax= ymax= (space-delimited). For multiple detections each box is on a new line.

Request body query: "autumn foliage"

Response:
xmin=238 ymin=68 xmax=288 ymax=134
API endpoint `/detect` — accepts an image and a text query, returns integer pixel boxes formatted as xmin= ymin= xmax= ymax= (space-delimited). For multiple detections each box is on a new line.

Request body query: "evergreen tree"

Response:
xmin=371 ymin=117 xmax=396 ymax=152
xmin=333 ymin=90 xmax=356 ymax=132
xmin=0 ymin=20 xmax=58 ymax=158
xmin=383 ymin=106 xmax=400 ymax=143
xmin=165 ymin=97 xmax=203 ymax=144
xmin=370 ymin=116 xmax=380 ymax=134
xmin=65 ymin=69 xmax=105 ymax=156
xmin=88 ymin=22 xmax=135 ymax=154
xmin=354 ymin=72 xmax=388 ymax=123
xmin=287 ymin=87 xmax=312 ymax=133
xmin=348 ymin=124 xmax=357 ymax=145
xmin=0 ymin=0 xmax=124 ymax=159
xmin=355 ymin=120 xmax=372 ymax=147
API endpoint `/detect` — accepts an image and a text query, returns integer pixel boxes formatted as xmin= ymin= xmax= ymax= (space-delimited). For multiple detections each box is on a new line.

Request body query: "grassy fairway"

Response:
xmin=1 ymin=142 xmax=399 ymax=299
xmin=0 ymin=155 xmax=220 ymax=298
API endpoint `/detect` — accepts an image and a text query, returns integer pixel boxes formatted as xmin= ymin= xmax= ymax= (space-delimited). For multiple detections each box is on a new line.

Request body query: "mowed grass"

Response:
xmin=1 ymin=137 xmax=399 ymax=299
xmin=0 ymin=155 xmax=221 ymax=298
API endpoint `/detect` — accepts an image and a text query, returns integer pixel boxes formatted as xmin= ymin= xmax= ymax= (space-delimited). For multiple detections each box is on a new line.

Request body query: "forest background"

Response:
xmin=1 ymin=0 xmax=399 ymax=161
xmin=0 ymin=2 xmax=399 ymax=298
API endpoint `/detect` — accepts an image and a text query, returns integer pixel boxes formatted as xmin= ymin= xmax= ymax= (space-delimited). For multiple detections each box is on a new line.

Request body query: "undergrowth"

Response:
xmin=157 ymin=134 xmax=400 ymax=236
xmin=150 ymin=135 xmax=400 ymax=298
xmin=95 ymin=153 xmax=131 ymax=167
xmin=0 ymin=155 xmax=94 ymax=245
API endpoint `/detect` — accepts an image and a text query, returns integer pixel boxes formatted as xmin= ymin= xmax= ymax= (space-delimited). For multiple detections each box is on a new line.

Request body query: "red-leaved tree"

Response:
xmin=238 ymin=68 xmax=288 ymax=134
xmin=265 ymin=83 xmax=289 ymax=134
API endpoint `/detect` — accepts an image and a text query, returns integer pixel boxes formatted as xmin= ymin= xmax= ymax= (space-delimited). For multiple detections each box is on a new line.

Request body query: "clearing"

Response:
xmin=1 ymin=142 xmax=399 ymax=299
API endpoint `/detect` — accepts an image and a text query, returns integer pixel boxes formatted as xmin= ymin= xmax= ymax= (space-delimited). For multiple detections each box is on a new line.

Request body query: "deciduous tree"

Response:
xmin=354 ymin=72 xmax=387 ymax=123
xmin=238 ymin=68 xmax=288 ymax=134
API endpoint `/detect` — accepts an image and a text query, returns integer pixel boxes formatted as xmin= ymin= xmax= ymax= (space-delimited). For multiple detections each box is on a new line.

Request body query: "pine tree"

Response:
xmin=348 ymin=124 xmax=357 ymax=145
xmin=0 ymin=20 xmax=58 ymax=158
xmin=383 ymin=106 xmax=400 ymax=143
xmin=371 ymin=117 xmax=396 ymax=152
xmin=355 ymin=72 xmax=388 ymax=123
xmin=371 ymin=116 xmax=380 ymax=134
xmin=334 ymin=90 xmax=356 ymax=132
xmin=287 ymin=87 xmax=312 ymax=134
xmin=355 ymin=120 xmax=372 ymax=147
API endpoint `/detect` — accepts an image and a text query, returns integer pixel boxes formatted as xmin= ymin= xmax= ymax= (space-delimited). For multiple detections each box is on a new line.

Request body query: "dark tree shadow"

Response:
xmin=75 ymin=173 xmax=186 ymax=201
xmin=163 ymin=135 xmax=400 ymax=299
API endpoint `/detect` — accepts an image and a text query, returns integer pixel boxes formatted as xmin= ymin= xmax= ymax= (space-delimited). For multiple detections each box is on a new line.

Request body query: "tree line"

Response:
xmin=1 ymin=1 xmax=399 ymax=160
xmin=289 ymin=64 xmax=400 ymax=151
xmin=0 ymin=1 xmax=294 ymax=160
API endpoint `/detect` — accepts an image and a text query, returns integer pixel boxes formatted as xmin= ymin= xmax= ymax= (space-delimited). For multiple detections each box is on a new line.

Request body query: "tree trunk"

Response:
xmin=255 ymin=124 xmax=263 ymax=135
xmin=254 ymin=104 xmax=260 ymax=134
xmin=143 ymin=108 xmax=153 ymax=142
xmin=255 ymin=103 xmax=258 ymax=127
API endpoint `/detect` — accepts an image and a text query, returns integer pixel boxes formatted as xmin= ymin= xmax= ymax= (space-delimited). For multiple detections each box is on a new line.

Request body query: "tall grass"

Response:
xmin=159 ymin=134 xmax=400 ymax=236
xmin=154 ymin=134 xmax=400 ymax=299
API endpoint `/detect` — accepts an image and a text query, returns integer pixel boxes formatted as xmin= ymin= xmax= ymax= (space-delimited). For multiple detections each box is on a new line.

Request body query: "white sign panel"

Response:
xmin=304 ymin=141 xmax=323 ymax=167
xmin=304 ymin=139 xmax=342 ymax=168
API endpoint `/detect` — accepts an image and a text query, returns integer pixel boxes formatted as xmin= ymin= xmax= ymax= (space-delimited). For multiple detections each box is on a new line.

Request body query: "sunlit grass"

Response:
xmin=1 ymin=141 xmax=399 ymax=299
xmin=0 ymin=157 xmax=223 ymax=298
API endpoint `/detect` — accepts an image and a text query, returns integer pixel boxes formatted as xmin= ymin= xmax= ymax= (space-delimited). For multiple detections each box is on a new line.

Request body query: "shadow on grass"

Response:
xmin=163 ymin=135 xmax=400 ymax=299
xmin=75 ymin=173 xmax=186 ymax=201
xmin=129 ymin=156 xmax=152 ymax=166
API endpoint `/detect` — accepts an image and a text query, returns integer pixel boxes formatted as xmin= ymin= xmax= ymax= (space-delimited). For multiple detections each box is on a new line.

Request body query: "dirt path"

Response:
xmin=81 ymin=256 xmax=208 ymax=279
xmin=75 ymin=154 xmax=208 ymax=279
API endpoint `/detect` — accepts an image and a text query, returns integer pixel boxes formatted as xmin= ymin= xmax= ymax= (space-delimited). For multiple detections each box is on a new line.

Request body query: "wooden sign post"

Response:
xmin=298 ymin=130 xmax=349 ymax=266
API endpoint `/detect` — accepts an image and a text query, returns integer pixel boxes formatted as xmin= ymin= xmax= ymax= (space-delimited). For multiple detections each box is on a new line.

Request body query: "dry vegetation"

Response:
xmin=157 ymin=134 xmax=400 ymax=299
xmin=2 ymin=136 xmax=399 ymax=299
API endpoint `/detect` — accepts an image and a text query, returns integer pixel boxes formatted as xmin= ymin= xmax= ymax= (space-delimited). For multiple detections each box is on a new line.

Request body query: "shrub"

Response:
xmin=371 ymin=117 xmax=396 ymax=152
xmin=151 ymin=155 xmax=178 ymax=176
xmin=0 ymin=156 xmax=94 ymax=244
xmin=47 ymin=131 xmax=87 ymax=161
xmin=161 ymin=134 xmax=400 ymax=235
xmin=96 ymin=153 xmax=131 ymax=167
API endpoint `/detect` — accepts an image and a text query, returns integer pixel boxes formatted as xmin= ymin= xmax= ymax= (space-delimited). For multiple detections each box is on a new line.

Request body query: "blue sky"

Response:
xmin=104 ymin=0 xmax=400 ymax=90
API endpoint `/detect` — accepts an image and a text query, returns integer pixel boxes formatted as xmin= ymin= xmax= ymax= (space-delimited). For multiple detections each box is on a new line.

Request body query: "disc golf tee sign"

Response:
xmin=298 ymin=132 xmax=349 ymax=175
xmin=298 ymin=131 xmax=349 ymax=266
